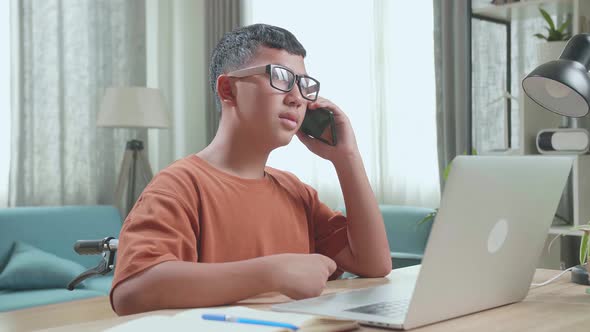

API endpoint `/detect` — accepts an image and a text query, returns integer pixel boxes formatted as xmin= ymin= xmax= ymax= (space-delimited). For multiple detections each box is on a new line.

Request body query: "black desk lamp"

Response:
xmin=523 ymin=34 xmax=590 ymax=117
xmin=522 ymin=34 xmax=590 ymax=285
xmin=522 ymin=33 xmax=590 ymax=154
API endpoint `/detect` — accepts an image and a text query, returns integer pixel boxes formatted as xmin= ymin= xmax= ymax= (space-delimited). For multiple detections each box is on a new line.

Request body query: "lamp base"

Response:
xmin=114 ymin=139 xmax=153 ymax=218
xmin=536 ymin=128 xmax=590 ymax=155
xmin=571 ymin=264 xmax=590 ymax=285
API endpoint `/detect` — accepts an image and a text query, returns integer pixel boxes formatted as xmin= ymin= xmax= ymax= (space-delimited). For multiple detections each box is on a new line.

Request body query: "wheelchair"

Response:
xmin=67 ymin=237 xmax=118 ymax=290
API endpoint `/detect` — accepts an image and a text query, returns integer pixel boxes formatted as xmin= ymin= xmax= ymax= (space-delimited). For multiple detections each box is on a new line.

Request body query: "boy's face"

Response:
xmin=230 ymin=46 xmax=310 ymax=148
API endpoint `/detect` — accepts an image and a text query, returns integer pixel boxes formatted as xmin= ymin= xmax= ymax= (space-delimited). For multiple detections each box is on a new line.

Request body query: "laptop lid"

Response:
xmin=273 ymin=156 xmax=572 ymax=330
xmin=403 ymin=155 xmax=572 ymax=329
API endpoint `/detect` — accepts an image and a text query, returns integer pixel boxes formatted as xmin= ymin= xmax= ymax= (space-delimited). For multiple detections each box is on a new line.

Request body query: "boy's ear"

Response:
xmin=216 ymin=75 xmax=236 ymax=106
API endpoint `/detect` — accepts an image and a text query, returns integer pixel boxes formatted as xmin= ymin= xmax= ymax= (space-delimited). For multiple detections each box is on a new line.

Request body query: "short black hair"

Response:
xmin=209 ymin=24 xmax=307 ymax=111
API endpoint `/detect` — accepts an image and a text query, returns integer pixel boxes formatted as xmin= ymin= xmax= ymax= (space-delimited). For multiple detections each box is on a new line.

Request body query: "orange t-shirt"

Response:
xmin=110 ymin=155 xmax=349 ymax=306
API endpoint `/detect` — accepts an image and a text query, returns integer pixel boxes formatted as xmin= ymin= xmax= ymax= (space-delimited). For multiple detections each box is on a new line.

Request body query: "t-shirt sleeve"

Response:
xmin=301 ymin=184 xmax=349 ymax=279
xmin=109 ymin=186 xmax=200 ymax=310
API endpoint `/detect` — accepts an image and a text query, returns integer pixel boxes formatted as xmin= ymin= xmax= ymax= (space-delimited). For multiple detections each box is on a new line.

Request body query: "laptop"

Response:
xmin=272 ymin=156 xmax=573 ymax=330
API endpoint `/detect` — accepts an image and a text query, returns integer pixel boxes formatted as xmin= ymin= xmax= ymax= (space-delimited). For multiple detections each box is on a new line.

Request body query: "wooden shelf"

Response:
xmin=472 ymin=0 xmax=574 ymax=21
xmin=549 ymin=224 xmax=583 ymax=236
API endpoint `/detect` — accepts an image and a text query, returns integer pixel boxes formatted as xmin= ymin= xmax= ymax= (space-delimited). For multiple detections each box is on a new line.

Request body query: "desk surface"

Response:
xmin=1 ymin=268 xmax=589 ymax=332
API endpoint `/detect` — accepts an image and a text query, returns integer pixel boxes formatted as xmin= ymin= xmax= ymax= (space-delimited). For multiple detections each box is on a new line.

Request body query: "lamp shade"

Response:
xmin=97 ymin=87 xmax=170 ymax=128
xmin=522 ymin=34 xmax=590 ymax=118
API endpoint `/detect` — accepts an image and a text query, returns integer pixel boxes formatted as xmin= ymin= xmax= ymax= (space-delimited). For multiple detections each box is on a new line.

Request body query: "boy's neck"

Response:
xmin=196 ymin=130 xmax=270 ymax=180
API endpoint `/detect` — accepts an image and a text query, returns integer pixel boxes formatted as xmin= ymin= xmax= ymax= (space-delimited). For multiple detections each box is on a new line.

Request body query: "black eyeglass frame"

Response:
xmin=227 ymin=64 xmax=320 ymax=101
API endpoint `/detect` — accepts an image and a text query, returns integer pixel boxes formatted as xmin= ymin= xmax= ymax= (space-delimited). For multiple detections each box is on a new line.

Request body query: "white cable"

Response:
xmin=530 ymin=267 xmax=574 ymax=288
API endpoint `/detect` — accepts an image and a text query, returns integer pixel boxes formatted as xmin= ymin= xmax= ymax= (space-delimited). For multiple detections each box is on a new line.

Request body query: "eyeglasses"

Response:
xmin=227 ymin=64 xmax=320 ymax=101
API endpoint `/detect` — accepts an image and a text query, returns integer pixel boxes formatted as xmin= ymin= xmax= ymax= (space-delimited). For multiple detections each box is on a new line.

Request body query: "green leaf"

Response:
xmin=546 ymin=29 xmax=569 ymax=42
xmin=557 ymin=17 xmax=571 ymax=33
xmin=459 ymin=149 xmax=478 ymax=156
xmin=580 ymin=232 xmax=589 ymax=265
xmin=539 ymin=8 xmax=556 ymax=31
xmin=442 ymin=150 xmax=476 ymax=182
xmin=418 ymin=210 xmax=438 ymax=225
xmin=548 ymin=233 xmax=562 ymax=254
xmin=548 ymin=31 xmax=561 ymax=41
xmin=443 ymin=161 xmax=452 ymax=182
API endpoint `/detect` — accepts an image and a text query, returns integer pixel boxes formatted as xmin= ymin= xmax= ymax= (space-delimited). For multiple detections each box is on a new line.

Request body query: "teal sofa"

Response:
xmin=340 ymin=205 xmax=435 ymax=271
xmin=0 ymin=206 xmax=122 ymax=312
xmin=379 ymin=205 xmax=435 ymax=268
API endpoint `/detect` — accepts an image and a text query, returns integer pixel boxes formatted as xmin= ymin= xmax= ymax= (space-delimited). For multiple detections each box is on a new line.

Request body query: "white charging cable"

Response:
xmin=530 ymin=267 xmax=574 ymax=288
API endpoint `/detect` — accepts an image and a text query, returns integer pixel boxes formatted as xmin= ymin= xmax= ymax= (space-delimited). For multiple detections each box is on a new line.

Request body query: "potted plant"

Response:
xmin=576 ymin=223 xmax=590 ymax=283
xmin=547 ymin=223 xmax=590 ymax=286
xmin=534 ymin=8 xmax=571 ymax=64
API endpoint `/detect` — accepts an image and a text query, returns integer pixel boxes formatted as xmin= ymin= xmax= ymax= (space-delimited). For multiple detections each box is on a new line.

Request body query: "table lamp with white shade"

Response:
xmin=97 ymin=87 xmax=170 ymax=216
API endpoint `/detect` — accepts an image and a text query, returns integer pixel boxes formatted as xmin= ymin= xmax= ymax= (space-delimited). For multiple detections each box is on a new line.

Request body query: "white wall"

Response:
xmin=146 ymin=0 xmax=208 ymax=173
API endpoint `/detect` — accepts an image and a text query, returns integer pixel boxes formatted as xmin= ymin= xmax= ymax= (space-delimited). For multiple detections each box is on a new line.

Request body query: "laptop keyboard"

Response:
xmin=345 ymin=299 xmax=410 ymax=318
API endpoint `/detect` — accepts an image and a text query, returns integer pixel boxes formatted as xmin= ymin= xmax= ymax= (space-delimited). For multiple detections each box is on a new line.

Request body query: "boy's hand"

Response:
xmin=268 ymin=253 xmax=337 ymax=299
xmin=296 ymin=97 xmax=360 ymax=165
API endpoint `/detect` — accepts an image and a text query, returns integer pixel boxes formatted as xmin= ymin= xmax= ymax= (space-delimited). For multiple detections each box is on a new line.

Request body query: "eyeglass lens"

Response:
xmin=270 ymin=66 xmax=319 ymax=101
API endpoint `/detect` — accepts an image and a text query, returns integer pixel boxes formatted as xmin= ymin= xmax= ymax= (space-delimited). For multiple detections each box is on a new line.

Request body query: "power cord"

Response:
xmin=530 ymin=267 xmax=574 ymax=288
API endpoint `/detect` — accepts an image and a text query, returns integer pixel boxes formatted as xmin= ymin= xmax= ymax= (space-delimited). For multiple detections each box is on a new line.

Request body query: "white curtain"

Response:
xmin=9 ymin=0 xmax=147 ymax=206
xmin=0 ymin=1 xmax=12 ymax=208
xmin=242 ymin=0 xmax=440 ymax=209
xmin=145 ymin=0 xmax=209 ymax=173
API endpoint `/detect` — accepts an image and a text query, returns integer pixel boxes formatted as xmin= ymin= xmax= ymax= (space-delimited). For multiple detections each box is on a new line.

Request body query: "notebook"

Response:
xmin=105 ymin=306 xmax=359 ymax=332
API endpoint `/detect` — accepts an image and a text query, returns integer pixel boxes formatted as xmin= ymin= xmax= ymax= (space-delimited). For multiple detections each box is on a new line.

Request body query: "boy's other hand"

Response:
xmin=296 ymin=97 xmax=359 ymax=164
xmin=268 ymin=253 xmax=337 ymax=300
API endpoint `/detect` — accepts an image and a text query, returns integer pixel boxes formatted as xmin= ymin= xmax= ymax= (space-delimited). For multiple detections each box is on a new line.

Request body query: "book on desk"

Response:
xmin=104 ymin=306 xmax=359 ymax=332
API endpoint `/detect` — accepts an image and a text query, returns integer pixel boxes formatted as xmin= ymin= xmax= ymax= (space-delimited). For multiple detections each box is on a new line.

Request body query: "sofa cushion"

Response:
xmin=0 ymin=205 xmax=122 ymax=269
xmin=338 ymin=205 xmax=434 ymax=269
xmin=0 ymin=241 xmax=86 ymax=290
xmin=0 ymin=288 xmax=105 ymax=312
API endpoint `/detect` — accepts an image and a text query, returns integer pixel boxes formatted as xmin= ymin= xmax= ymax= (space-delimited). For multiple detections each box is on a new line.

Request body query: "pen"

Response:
xmin=202 ymin=313 xmax=299 ymax=330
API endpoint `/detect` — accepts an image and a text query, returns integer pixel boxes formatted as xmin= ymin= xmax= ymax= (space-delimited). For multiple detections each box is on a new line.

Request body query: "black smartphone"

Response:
xmin=299 ymin=107 xmax=337 ymax=146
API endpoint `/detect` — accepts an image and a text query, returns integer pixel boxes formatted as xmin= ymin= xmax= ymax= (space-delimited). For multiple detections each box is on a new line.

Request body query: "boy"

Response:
xmin=111 ymin=23 xmax=391 ymax=315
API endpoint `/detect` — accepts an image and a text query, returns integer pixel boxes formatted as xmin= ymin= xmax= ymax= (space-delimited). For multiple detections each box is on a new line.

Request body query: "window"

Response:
xmin=242 ymin=0 xmax=440 ymax=208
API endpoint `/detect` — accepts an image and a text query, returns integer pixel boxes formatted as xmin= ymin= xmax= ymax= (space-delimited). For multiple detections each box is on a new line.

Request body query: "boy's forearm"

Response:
xmin=112 ymin=257 xmax=277 ymax=315
xmin=333 ymin=152 xmax=392 ymax=275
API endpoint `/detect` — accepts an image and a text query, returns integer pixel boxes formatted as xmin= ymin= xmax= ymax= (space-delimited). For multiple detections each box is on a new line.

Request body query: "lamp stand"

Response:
xmin=114 ymin=139 xmax=153 ymax=218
